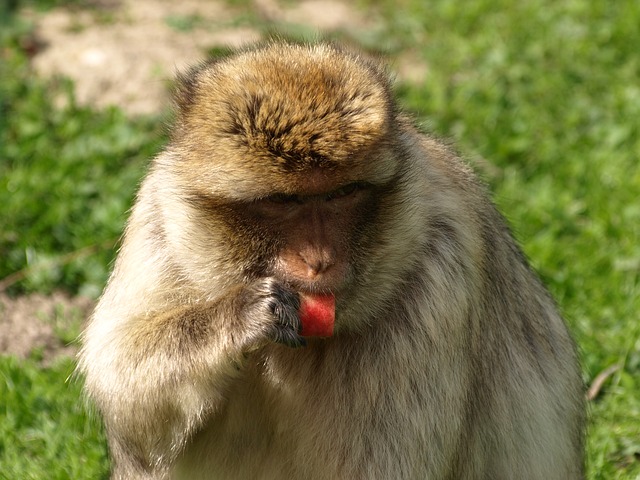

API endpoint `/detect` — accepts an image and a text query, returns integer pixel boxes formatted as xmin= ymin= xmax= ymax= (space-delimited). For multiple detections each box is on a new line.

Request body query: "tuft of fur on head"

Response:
xmin=165 ymin=42 xmax=400 ymax=200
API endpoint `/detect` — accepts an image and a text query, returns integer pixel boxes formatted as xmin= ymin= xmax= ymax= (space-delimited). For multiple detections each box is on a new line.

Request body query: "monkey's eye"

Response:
xmin=266 ymin=193 xmax=303 ymax=205
xmin=325 ymin=182 xmax=363 ymax=201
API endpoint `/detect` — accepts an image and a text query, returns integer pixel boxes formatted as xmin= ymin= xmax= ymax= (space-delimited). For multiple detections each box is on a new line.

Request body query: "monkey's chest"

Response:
xmin=176 ymin=368 xmax=346 ymax=479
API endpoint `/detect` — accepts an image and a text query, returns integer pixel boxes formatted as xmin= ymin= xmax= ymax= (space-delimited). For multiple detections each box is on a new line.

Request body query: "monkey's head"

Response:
xmin=157 ymin=43 xmax=419 ymax=330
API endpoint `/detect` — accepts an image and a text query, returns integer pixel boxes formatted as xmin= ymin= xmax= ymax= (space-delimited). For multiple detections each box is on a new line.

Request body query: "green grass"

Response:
xmin=1 ymin=0 xmax=639 ymax=478
xmin=0 ymin=29 xmax=164 ymax=297
xmin=0 ymin=357 xmax=109 ymax=479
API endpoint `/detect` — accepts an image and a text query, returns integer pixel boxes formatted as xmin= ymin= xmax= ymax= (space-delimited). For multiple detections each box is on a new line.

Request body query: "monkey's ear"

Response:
xmin=173 ymin=63 xmax=207 ymax=115
xmin=172 ymin=66 xmax=200 ymax=116
xmin=173 ymin=55 xmax=227 ymax=116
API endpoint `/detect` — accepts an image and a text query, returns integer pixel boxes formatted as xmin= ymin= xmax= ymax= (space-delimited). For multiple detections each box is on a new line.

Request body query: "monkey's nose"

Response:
xmin=304 ymin=261 xmax=328 ymax=278
xmin=300 ymin=250 xmax=335 ymax=278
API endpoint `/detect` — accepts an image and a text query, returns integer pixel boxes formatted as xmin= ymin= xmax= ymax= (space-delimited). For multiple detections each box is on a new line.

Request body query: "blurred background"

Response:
xmin=0 ymin=0 xmax=638 ymax=478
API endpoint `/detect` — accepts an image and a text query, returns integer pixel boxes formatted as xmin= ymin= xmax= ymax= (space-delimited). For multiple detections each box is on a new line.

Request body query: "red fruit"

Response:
xmin=299 ymin=293 xmax=336 ymax=337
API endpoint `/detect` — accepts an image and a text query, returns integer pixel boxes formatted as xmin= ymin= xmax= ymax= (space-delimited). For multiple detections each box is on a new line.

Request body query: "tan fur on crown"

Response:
xmin=166 ymin=43 xmax=398 ymax=198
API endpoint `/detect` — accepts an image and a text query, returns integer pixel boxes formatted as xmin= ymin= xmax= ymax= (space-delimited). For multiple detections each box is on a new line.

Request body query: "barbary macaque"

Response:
xmin=79 ymin=42 xmax=584 ymax=479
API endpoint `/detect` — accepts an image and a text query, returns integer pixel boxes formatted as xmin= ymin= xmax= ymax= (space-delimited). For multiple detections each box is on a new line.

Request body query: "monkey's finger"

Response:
xmin=271 ymin=325 xmax=307 ymax=348
xmin=271 ymin=301 xmax=301 ymax=328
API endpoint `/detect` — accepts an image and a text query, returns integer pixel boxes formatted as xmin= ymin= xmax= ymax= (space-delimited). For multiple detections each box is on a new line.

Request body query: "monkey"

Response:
xmin=78 ymin=42 xmax=585 ymax=479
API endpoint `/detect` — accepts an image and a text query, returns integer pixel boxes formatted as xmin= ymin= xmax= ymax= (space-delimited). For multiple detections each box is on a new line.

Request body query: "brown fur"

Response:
xmin=79 ymin=42 xmax=584 ymax=479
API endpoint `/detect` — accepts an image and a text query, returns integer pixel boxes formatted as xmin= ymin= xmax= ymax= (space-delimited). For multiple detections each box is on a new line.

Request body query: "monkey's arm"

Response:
xmin=80 ymin=279 xmax=302 ymax=476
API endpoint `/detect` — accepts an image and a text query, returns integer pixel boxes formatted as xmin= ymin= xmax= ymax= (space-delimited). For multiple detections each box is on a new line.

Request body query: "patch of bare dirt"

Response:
xmin=28 ymin=0 xmax=261 ymax=115
xmin=0 ymin=292 xmax=94 ymax=364
xmin=27 ymin=0 xmax=378 ymax=116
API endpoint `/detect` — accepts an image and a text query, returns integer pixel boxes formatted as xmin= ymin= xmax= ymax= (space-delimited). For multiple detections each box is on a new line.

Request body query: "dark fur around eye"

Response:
xmin=325 ymin=182 xmax=370 ymax=201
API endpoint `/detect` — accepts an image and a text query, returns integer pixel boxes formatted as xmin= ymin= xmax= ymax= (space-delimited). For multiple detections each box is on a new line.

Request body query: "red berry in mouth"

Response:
xmin=299 ymin=293 xmax=336 ymax=337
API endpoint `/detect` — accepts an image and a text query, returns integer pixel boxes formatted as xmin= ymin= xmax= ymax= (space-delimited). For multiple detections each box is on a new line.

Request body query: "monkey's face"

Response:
xmin=183 ymin=171 xmax=388 ymax=296
xmin=247 ymin=179 xmax=383 ymax=293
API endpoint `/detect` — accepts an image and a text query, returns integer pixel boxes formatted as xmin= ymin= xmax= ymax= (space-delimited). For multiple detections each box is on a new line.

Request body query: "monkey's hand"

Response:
xmin=238 ymin=278 xmax=306 ymax=349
